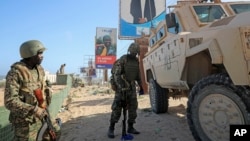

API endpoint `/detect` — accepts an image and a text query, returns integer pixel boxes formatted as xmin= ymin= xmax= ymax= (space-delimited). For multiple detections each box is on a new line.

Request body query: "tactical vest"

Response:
xmin=9 ymin=62 xmax=45 ymax=123
xmin=123 ymin=56 xmax=139 ymax=82
xmin=13 ymin=62 xmax=45 ymax=97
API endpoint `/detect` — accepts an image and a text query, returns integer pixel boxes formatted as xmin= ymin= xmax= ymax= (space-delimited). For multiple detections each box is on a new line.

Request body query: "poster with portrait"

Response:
xmin=119 ymin=0 xmax=166 ymax=39
xmin=95 ymin=27 xmax=117 ymax=69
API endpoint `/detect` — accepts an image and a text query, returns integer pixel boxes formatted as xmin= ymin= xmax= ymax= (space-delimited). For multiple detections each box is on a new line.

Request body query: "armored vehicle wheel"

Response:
xmin=187 ymin=73 xmax=250 ymax=141
xmin=149 ymin=78 xmax=169 ymax=114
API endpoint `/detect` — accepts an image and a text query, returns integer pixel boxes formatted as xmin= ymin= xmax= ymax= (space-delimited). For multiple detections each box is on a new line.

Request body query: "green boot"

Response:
xmin=107 ymin=122 xmax=115 ymax=138
xmin=127 ymin=123 xmax=140 ymax=134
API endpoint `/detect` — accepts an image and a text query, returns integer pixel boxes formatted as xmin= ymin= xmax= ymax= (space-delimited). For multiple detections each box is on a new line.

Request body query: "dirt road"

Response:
xmin=57 ymin=86 xmax=195 ymax=141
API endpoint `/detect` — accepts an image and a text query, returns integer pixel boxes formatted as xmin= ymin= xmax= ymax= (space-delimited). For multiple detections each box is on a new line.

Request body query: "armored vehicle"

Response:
xmin=142 ymin=0 xmax=250 ymax=140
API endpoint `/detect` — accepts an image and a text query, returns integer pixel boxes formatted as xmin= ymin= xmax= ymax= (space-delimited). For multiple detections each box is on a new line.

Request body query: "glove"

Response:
xmin=34 ymin=106 xmax=48 ymax=120
xmin=139 ymin=85 xmax=144 ymax=95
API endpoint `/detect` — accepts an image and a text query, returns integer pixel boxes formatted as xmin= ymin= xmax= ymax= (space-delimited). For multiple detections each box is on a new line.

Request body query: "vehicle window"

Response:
xmin=157 ymin=27 xmax=165 ymax=41
xmin=168 ymin=15 xmax=182 ymax=34
xmin=230 ymin=4 xmax=250 ymax=14
xmin=150 ymin=35 xmax=157 ymax=47
xmin=193 ymin=5 xmax=226 ymax=23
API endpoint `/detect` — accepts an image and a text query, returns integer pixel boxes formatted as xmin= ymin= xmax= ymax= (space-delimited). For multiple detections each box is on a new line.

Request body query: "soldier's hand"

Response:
xmin=117 ymin=84 xmax=123 ymax=91
xmin=34 ymin=106 xmax=48 ymax=120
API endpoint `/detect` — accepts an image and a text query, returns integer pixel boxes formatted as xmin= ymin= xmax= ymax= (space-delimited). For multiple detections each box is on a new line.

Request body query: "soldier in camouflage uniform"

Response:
xmin=108 ymin=43 xmax=144 ymax=138
xmin=4 ymin=40 xmax=52 ymax=141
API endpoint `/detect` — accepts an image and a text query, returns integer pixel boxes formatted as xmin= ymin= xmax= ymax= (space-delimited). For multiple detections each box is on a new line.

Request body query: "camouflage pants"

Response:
xmin=109 ymin=87 xmax=138 ymax=124
xmin=12 ymin=118 xmax=51 ymax=141
xmin=12 ymin=119 xmax=40 ymax=141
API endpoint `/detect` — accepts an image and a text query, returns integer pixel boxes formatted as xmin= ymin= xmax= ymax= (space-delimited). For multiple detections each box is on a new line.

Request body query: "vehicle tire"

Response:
xmin=149 ymin=78 xmax=169 ymax=114
xmin=187 ymin=73 xmax=250 ymax=141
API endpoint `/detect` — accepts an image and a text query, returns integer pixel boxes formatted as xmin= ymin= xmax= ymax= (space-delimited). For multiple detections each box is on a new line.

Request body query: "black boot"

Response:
xmin=127 ymin=123 xmax=140 ymax=134
xmin=107 ymin=122 xmax=115 ymax=138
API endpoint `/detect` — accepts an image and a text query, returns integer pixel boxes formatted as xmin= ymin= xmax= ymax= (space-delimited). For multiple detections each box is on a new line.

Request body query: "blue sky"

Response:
xmin=0 ymin=0 xmax=241 ymax=76
xmin=0 ymin=0 xmax=134 ymax=76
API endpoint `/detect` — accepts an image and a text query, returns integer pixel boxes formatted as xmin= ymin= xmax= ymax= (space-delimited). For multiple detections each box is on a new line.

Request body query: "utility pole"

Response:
xmin=103 ymin=69 xmax=108 ymax=82
xmin=83 ymin=55 xmax=95 ymax=85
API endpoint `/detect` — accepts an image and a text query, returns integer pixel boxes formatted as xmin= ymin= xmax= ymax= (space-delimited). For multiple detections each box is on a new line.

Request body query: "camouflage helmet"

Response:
xmin=128 ymin=43 xmax=140 ymax=55
xmin=20 ymin=40 xmax=46 ymax=58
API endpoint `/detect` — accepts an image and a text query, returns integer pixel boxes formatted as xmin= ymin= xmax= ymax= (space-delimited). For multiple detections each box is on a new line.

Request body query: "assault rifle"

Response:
xmin=34 ymin=88 xmax=60 ymax=141
xmin=120 ymin=76 xmax=133 ymax=141
xmin=36 ymin=113 xmax=58 ymax=141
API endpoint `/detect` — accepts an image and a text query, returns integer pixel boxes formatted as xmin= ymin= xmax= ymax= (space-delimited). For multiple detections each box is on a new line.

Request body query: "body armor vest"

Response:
xmin=12 ymin=62 xmax=45 ymax=97
xmin=124 ymin=56 xmax=139 ymax=82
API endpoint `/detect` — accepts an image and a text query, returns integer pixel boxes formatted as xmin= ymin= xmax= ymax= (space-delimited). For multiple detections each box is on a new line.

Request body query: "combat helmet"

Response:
xmin=20 ymin=40 xmax=46 ymax=58
xmin=128 ymin=43 xmax=140 ymax=55
xmin=103 ymin=35 xmax=111 ymax=42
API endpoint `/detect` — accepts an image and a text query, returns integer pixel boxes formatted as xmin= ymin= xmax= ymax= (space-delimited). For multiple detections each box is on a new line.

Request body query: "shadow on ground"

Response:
xmin=58 ymin=95 xmax=194 ymax=141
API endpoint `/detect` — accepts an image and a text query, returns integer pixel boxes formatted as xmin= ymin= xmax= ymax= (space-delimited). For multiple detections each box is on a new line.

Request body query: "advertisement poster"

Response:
xmin=95 ymin=27 xmax=117 ymax=69
xmin=119 ymin=0 xmax=166 ymax=39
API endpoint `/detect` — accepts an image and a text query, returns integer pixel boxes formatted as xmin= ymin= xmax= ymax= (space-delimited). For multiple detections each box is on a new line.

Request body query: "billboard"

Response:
xmin=119 ymin=0 xmax=166 ymax=39
xmin=95 ymin=27 xmax=117 ymax=69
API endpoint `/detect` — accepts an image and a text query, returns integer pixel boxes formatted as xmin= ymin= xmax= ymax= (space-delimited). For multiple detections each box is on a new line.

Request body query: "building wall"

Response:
xmin=45 ymin=71 xmax=57 ymax=83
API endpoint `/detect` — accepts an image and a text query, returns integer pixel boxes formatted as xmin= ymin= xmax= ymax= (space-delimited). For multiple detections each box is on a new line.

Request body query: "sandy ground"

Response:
xmin=0 ymin=85 xmax=195 ymax=141
xmin=56 ymin=86 xmax=195 ymax=141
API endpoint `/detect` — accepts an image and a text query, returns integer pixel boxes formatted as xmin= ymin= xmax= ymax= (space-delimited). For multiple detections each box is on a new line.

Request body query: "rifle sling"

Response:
xmin=37 ymin=121 xmax=48 ymax=141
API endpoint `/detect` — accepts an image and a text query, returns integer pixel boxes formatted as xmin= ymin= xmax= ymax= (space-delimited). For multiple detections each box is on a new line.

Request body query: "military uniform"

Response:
xmin=108 ymin=43 xmax=144 ymax=138
xmin=4 ymin=40 xmax=52 ymax=141
xmin=110 ymin=54 xmax=141 ymax=124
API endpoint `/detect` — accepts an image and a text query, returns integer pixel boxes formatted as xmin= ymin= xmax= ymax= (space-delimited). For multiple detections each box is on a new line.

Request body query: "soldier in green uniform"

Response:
xmin=4 ymin=40 xmax=52 ymax=141
xmin=108 ymin=43 xmax=144 ymax=138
